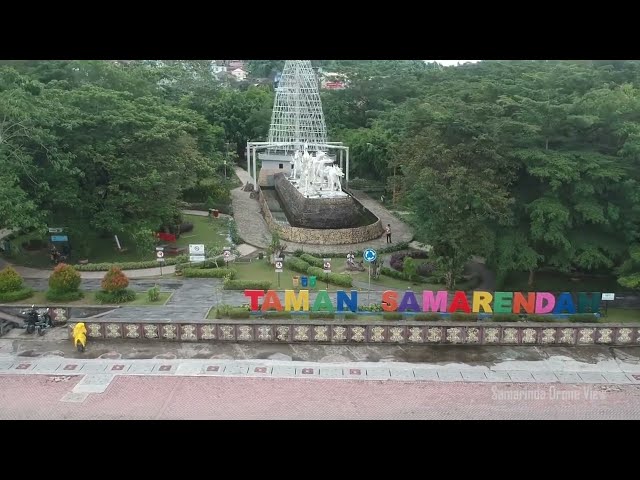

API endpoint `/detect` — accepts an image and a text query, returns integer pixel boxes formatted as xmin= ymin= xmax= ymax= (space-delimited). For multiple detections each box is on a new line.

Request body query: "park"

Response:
xmin=1 ymin=59 xmax=640 ymax=345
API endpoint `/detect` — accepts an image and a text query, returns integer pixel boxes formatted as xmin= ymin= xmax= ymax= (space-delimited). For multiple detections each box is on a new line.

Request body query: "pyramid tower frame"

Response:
xmin=246 ymin=60 xmax=349 ymax=189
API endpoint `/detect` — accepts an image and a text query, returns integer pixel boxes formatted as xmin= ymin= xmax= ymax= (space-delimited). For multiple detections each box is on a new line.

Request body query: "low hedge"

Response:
xmin=306 ymin=267 xmax=352 ymax=288
xmin=45 ymin=289 xmax=84 ymax=302
xmin=74 ymin=255 xmax=188 ymax=271
xmin=182 ymin=268 xmax=237 ymax=278
xmin=261 ymin=311 xmax=292 ymax=319
xmin=415 ymin=313 xmax=442 ymax=321
xmin=382 ymin=312 xmax=403 ymax=320
xmin=286 ymin=257 xmax=312 ymax=274
xmin=450 ymin=312 xmax=477 ymax=322
xmin=95 ymin=289 xmax=136 ymax=304
xmin=214 ymin=305 xmax=252 ymax=319
xmin=0 ymin=287 xmax=34 ymax=303
xmin=491 ymin=313 xmax=520 ymax=322
xmin=309 ymin=312 xmax=336 ymax=319
xmin=223 ymin=280 xmax=271 ymax=290
xmin=525 ymin=315 xmax=554 ymax=322
xmin=344 ymin=313 xmax=359 ymax=320
xmin=300 ymin=254 xmax=325 ymax=268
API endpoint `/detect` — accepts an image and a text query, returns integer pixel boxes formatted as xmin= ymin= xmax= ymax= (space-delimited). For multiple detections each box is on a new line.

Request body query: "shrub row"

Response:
xmin=286 ymin=257 xmax=312 ymax=274
xmin=95 ymin=289 xmax=137 ymax=304
xmin=300 ymin=254 xmax=325 ymax=268
xmin=306 ymin=267 xmax=353 ymax=288
xmin=227 ymin=218 xmax=243 ymax=245
xmin=223 ymin=279 xmax=271 ymax=290
xmin=74 ymin=255 xmax=187 ymax=271
xmin=0 ymin=287 xmax=34 ymax=302
xmin=292 ymin=242 xmax=410 ymax=260
xmin=182 ymin=268 xmax=237 ymax=278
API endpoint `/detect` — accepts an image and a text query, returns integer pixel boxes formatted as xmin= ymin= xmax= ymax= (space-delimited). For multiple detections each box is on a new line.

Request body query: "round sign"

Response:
xmin=156 ymin=251 xmax=164 ymax=258
xmin=323 ymin=262 xmax=331 ymax=270
xmin=363 ymin=248 xmax=377 ymax=263
xmin=223 ymin=250 xmax=230 ymax=257
xmin=275 ymin=261 xmax=283 ymax=269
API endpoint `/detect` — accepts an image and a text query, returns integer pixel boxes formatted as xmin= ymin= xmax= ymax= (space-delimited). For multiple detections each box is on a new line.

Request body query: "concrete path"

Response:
xmin=231 ymin=167 xmax=414 ymax=254
xmin=231 ymin=167 xmax=272 ymax=248
xmin=2 ymin=352 xmax=640 ymax=419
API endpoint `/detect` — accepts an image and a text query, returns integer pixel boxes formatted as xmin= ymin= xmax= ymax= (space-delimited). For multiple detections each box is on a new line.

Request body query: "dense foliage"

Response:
xmin=3 ymin=59 xmax=640 ymax=290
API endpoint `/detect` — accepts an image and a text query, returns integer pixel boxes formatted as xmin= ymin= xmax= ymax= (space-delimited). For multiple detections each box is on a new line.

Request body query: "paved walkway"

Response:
xmin=1 ymin=353 xmax=640 ymax=419
xmin=231 ymin=167 xmax=414 ymax=253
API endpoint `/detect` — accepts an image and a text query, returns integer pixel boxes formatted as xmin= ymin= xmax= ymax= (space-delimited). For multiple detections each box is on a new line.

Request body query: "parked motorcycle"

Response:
xmin=20 ymin=305 xmax=54 ymax=336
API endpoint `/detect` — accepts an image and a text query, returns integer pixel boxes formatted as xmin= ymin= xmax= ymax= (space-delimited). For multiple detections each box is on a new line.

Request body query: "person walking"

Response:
xmin=385 ymin=224 xmax=392 ymax=243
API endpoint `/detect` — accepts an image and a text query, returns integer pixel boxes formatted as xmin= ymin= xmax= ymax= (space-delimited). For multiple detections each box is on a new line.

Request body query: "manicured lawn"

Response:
xmin=0 ymin=215 xmax=230 ymax=269
xmin=231 ymin=256 xmax=446 ymax=291
xmin=0 ymin=291 xmax=172 ymax=306
xmin=503 ymin=270 xmax=620 ymax=292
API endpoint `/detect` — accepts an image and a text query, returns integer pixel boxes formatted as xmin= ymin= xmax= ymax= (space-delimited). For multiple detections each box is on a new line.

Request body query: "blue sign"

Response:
xmin=50 ymin=235 xmax=68 ymax=242
xmin=363 ymin=248 xmax=377 ymax=263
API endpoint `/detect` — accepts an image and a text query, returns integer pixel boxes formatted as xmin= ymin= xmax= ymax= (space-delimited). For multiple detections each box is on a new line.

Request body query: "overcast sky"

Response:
xmin=425 ymin=60 xmax=481 ymax=66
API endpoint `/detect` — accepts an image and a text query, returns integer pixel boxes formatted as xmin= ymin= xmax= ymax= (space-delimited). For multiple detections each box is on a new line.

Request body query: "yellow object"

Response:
xmin=73 ymin=322 xmax=87 ymax=350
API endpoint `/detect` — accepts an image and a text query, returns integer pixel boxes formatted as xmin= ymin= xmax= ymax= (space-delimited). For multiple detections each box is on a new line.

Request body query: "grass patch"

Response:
xmin=599 ymin=308 xmax=640 ymax=323
xmin=0 ymin=290 xmax=171 ymax=306
xmin=0 ymin=215 xmax=230 ymax=269
xmin=232 ymin=256 xmax=446 ymax=292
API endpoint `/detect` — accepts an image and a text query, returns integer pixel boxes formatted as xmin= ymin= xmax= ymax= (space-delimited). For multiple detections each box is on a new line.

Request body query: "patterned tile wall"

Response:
xmin=67 ymin=322 xmax=640 ymax=346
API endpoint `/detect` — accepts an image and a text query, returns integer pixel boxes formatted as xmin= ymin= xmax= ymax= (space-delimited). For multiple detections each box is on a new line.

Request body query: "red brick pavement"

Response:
xmin=2 ymin=374 xmax=640 ymax=419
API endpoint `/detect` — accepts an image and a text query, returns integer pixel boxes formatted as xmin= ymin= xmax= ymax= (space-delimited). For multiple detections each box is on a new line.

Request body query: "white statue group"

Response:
xmin=289 ymin=144 xmax=345 ymax=196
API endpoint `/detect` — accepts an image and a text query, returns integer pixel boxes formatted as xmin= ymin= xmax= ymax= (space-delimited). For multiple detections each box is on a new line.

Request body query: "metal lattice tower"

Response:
xmin=267 ymin=60 xmax=328 ymax=154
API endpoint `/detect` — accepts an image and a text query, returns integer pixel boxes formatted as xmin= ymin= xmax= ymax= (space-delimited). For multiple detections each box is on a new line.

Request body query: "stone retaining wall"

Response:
xmin=258 ymin=189 xmax=384 ymax=245
xmin=68 ymin=319 xmax=640 ymax=346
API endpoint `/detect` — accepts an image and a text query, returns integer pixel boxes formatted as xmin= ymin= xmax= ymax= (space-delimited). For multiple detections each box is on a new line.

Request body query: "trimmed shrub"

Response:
xmin=228 ymin=310 xmax=251 ymax=319
xmin=451 ymin=312 xmax=477 ymax=322
xmin=417 ymin=262 xmax=436 ymax=277
xmin=383 ymin=312 xmax=403 ymax=320
xmin=344 ymin=313 xmax=358 ymax=320
xmin=403 ymin=257 xmax=418 ymax=280
xmin=182 ymin=268 xmax=237 ymax=278
xmin=306 ymin=267 xmax=352 ymax=288
xmin=525 ymin=315 xmax=552 ymax=322
xmin=179 ymin=222 xmax=194 ymax=234
xmin=492 ymin=314 xmax=520 ymax=322
xmin=0 ymin=266 xmax=24 ymax=293
xmin=48 ymin=263 xmax=81 ymax=293
xmin=300 ymin=254 xmax=325 ymax=268
xmin=95 ymin=289 xmax=136 ymax=304
xmin=227 ymin=218 xmax=243 ymax=244
xmin=45 ymin=290 xmax=84 ymax=302
xmin=358 ymin=303 xmax=384 ymax=312
xmin=147 ymin=285 xmax=160 ymax=302
xmin=0 ymin=287 xmax=34 ymax=302
xmin=568 ymin=313 xmax=598 ymax=323
xmin=286 ymin=257 xmax=312 ymax=274
xmin=101 ymin=266 xmax=129 ymax=293
xmin=223 ymin=279 xmax=271 ymax=290
xmin=415 ymin=313 xmax=442 ymax=321
xmin=309 ymin=312 xmax=336 ymax=319
xmin=380 ymin=266 xmax=410 ymax=281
